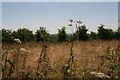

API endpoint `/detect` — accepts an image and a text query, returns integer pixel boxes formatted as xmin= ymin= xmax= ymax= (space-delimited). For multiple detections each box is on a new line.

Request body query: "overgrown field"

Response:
xmin=2 ymin=40 xmax=120 ymax=79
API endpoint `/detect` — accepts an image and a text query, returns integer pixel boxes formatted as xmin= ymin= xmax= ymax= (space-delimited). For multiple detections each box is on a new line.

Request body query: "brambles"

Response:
xmin=62 ymin=32 xmax=76 ymax=78
xmin=2 ymin=40 xmax=120 ymax=79
xmin=98 ymin=41 xmax=120 ymax=78
xmin=2 ymin=44 xmax=21 ymax=78
xmin=23 ymin=67 xmax=31 ymax=79
xmin=62 ymin=63 xmax=74 ymax=78
xmin=2 ymin=42 xmax=30 ymax=78
xmin=82 ymin=71 xmax=110 ymax=79
xmin=36 ymin=42 xmax=54 ymax=79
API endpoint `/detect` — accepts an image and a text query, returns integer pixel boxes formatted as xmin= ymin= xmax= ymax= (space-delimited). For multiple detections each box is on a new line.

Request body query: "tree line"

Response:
xmin=1 ymin=25 xmax=120 ymax=43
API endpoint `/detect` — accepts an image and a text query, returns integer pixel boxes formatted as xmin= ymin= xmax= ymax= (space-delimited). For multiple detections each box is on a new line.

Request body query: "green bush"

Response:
xmin=2 ymin=29 xmax=13 ymax=43
xmin=57 ymin=26 xmax=67 ymax=42
xmin=75 ymin=26 xmax=89 ymax=41
xmin=1 ymin=25 xmax=119 ymax=43
xmin=90 ymin=31 xmax=98 ymax=40
xmin=0 ymin=29 xmax=2 ymax=43
xmin=97 ymin=25 xmax=118 ymax=40
xmin=35 ymin=27 xmax=50 ymax=42
xmin=115 ymin=27 xmax=120 ymax=40
xmin=13 ymin=28 xmax=34 ymax=42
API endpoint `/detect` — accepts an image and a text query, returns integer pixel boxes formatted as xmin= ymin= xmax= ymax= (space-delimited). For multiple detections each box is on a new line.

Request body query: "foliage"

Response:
xmin=2 ymin=29 xmax=13 ymax=43
xmin=97 ymin=25 xmax=116 ymax=40
xmin=0 ymin=29 xmax=2 ymax=43
xmin=2 ymin=40 xmax=120 ymax=78
xmin=75 ymin=25 xmax=89 ymax=41
xmin=98 ymin=43 xmax=120 ymax=78
xmin=35 ymin=27 xmax=50 ymax=42
xmin=57 ymin=26 xmax=67 ymax=42
xmin=49 ymin=34 xmax=58 ymax=42
xmin=90 ymin=31 xmax=98 ymax=40
xmin=13 ymin=28 xmax=34 ymax=42
xmin=1 ymin=24 xmax=120 ymax=43
xmin=115 ymin=26 xmax=120 ymax=40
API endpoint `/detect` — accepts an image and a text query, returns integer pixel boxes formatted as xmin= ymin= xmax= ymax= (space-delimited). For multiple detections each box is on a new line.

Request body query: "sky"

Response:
xmin=118 ymin=2 xmax=120 ymax=26
xmin=2 ymin=2 xmax=118 ymax=34
xmin=1 ymin=0 xmax=119 ymax=2
xmin=0 ymin=2 xmax=1 ymax=28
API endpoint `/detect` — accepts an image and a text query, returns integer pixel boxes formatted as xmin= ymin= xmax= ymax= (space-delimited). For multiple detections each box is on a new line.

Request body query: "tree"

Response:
xmin=2 ymin=29 xmax=13 ymax=43
xmin=13 ymin=28 xmax=34 ymax=42
xmin=57 ymin=26 xmax=67 ymax=42
xmin=75 ymin=25 xmax=89 ymax=41
xmin=97 ymin=25 xmax=115 ymax=40
xmin=35 ymin=27 xmax=50 ymax=42
xmin=0 ymin=29 xmax=2 ymax=43
xmin=90 ymin=31 xmax=98 ymax=40
xmin=115 ymin=26 xmax=120 ymax=40
xmin=107 ymin=29 xmax=115 ymax=40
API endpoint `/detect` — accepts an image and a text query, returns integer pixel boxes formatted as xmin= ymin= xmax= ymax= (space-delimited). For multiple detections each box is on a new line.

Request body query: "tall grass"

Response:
xmin=2 ymin=40 xmax=120 ymax=79
xmin=98 ymin=40 xmax=120 ymax=78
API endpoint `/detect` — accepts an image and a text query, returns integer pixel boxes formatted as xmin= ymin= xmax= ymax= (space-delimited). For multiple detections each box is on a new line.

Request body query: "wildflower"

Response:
xmin=14 ymin=38 xmax=22 ymax=44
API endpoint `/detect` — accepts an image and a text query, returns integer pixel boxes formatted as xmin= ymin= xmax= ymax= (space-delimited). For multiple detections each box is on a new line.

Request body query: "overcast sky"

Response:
xmin=2 ymin=2 xmax=118 ymax=34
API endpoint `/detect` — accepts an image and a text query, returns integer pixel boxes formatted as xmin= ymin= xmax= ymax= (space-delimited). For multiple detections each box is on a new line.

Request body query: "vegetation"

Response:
xmin=1 ymin=24 xmax=119 ymax=43
xmin=1 ymin=24 xmax=120 ymax=79
xmin=13 ymin=28 xmax=34 ymax=42
xmin=35 ymin=27 xmax=50 ymax=42
xmin=2 ymin=29 xmax=13 ymax=43
xmin=75 ymin=25 xmax=89 ymax=41
xmin=90 ymin=31 xmax=98 ymax=40
xmin=57 ymin=26 xmax=67 ymax=42
xmin=2 ymin=40 xmax=120 ymax=79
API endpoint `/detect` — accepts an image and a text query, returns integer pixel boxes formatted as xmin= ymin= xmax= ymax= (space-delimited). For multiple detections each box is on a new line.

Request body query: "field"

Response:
xmin=2 ymin=40 xmax=120 ymax=79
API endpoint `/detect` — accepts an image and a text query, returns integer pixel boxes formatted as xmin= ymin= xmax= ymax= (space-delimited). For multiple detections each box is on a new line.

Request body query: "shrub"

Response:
xmin=35 ymin=27 xmax=50 ymax=42
xmin=75 ymin=25 xmax=89 ymax=41
xmin=115 ymin=26 xmax=120 ymax=40
xmin=12 ymin=28 xmax=34 ymax=42
xmin=57 ymin=26 xmax=67 ymax=42
xmin=97 ymin=25 xmax=115 ymax=40
xmin=90 ymin=31 xmax=98 ymax=40
xmin=2 ymin=29 xmax=13 ymax=43
xmin=0 ymin=29 xmax=2 ymax=43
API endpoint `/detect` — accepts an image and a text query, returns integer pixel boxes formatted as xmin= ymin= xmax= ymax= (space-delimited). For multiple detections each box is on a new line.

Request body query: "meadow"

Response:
xmin=2 ymin=40 xmax=120 ymax=79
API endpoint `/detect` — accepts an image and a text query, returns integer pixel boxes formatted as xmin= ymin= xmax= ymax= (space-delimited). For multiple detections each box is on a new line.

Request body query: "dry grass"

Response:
xmin=2 ymin=40 xmax=120 ymax=79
